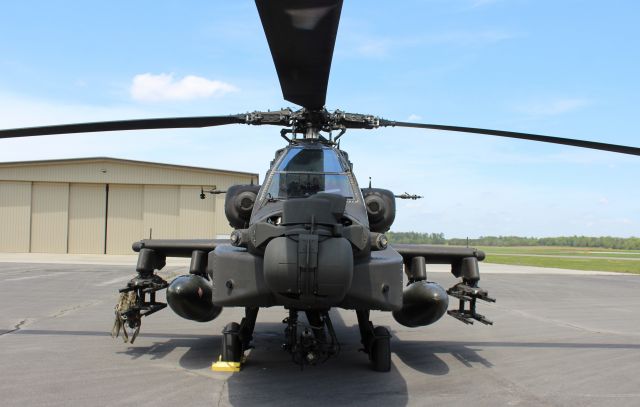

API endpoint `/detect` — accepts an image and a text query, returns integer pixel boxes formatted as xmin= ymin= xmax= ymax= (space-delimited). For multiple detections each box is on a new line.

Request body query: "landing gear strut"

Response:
xmin=216 ymin=307 xmax=259 ymax=370
xmin=356 ymin=309 xmax=391 ymax=372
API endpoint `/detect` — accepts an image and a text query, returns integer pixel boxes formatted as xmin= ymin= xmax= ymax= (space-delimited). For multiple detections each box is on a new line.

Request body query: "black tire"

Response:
xmin=222 ymin=322 xmax=242 ymax=362
xmin=370 ymin=326 xmax=391 ymax=372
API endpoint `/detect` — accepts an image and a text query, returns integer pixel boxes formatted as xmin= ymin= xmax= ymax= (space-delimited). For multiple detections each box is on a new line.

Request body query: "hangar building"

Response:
xmin=0 ymin=157 xmax=258 ymax=255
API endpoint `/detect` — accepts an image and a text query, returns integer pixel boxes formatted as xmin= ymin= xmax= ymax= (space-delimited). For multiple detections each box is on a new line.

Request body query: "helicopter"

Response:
xmin=1 ymin=0 xmax=639 ymax=373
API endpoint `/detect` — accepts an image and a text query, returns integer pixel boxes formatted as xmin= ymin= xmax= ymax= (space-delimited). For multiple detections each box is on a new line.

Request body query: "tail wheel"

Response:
xmin=370 ymin=326 xmax=391 ymax=372
xmin=222 ymin=322 xmax=242 ymax=362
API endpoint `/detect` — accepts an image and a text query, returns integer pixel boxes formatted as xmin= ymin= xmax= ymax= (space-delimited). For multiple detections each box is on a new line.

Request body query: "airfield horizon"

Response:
xmin=1 ymin=248 xmax=636 ymax=275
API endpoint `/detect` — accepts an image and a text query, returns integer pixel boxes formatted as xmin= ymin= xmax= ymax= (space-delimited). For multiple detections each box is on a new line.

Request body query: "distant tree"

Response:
xmin=387 ymin=232 xmax=640 ymax=250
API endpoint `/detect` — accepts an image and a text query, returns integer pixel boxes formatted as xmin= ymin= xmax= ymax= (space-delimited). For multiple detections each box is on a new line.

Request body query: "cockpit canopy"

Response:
xmin=265 ymin=146 xmax=355 ymax=199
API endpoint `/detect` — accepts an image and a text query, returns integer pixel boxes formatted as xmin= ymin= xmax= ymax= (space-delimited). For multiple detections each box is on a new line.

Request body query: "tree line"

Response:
xmin=386 ymin=232 xmax=640 ymax=250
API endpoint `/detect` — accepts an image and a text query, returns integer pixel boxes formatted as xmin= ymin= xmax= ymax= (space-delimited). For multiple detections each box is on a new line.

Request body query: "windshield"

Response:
xmin=266 ymin=173 xmax=354 ymax=198
xmin=276 ymin=147 xmax=344 ymax=172
xmin=265 ymin=147 xmax=355 ymax=199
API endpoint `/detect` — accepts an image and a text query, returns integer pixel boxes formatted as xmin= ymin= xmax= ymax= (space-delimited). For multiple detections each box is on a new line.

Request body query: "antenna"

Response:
xmin=199 ymin=185 xmax=226 ymax=199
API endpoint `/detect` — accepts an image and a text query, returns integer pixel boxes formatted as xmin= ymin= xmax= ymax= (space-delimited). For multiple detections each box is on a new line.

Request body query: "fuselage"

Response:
xmin=207 ymin=139 xmax=405 ymax=311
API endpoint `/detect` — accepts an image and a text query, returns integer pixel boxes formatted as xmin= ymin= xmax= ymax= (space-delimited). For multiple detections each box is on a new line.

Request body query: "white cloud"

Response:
xmin=515 ymin=98 xmax=591 ymax=116
xmin=130 ymin=73 xmax=237 ymax=102
xmin=408 ymin=114 xmax=422 ymax=121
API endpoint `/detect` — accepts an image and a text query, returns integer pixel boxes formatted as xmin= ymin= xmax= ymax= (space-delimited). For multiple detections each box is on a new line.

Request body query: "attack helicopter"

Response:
xmin=1 ymin=0 xmax=639 ymax=372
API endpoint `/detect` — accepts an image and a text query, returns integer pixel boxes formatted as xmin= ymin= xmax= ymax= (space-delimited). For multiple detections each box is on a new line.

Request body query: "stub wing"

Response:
xmin=132 ymin=239 xmax=229 ymax=258
xmin=391 ymin=244 xmax=485 ymax=274
xmin=390 ymin=244 xmax=495 ymax=325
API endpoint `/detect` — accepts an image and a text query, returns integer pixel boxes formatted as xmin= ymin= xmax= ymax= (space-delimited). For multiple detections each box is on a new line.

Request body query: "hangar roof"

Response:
xmin=0 ymin=157 xmax=258 ymax=186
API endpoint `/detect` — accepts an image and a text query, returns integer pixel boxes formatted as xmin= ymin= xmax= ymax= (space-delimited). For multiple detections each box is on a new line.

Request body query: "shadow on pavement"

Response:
xmin=13 ymin=328 xmax=640 ymax=353
xmin=11 ymin=325 xmax=640 ymax=407
xmin=224 ymin=309 xmax=408 ymax=407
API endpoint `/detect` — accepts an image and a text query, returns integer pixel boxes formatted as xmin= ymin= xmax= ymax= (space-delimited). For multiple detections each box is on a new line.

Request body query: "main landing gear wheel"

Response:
xmin=356 ymin=309 xmax=391 ymax=372
xmin=370 ymin=326 xmax=391 ymax=372
xmin=214 ymin=308 xmax=259 ymax=371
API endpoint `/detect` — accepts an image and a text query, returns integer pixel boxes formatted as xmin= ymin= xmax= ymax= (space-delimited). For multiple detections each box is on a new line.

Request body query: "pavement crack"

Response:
xmin=216 ymin=378 xmax=228 ymax=407
xmin=51 ymin=300 xmax=101 ymax=318
xmin=0 ymin=319 xmax=27 ymax=336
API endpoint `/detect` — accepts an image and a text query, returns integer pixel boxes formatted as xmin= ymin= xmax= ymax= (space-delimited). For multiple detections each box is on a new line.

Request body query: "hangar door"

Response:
xmin=0 ymin=181 xmax=221 ymax=254
xmin=68 ymin=184 xmax=106 ymax=254
xmin=30 ymin=183 xmax=69 ymax=253
xmin=0 ymin=181 xmax=31 ymax=252
xmin=106 ymin=185 xmax=144 ymax=255
xmin=105 ymin=185 xmax=218 ymax=254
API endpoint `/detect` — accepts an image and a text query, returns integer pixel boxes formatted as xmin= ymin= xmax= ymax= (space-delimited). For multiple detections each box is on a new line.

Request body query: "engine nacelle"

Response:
xmin=361 ymin=188 xmax=396 ymax=233
xmin=225 ymin=184 xmax=260 ymax=229
xmin=166 ymin=274 xmax=222 ymax=322
xmin=392 ymin=281 xmax=448 ymax=327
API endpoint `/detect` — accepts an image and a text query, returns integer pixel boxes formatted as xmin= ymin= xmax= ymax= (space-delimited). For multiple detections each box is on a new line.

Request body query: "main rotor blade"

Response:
xmin=256 ymin=0 xmax=343 ymax=110
xmin=0 ymin=115 xmax=246 ymax=139
xmin=382 ymin=120 xmax=640 ymax=156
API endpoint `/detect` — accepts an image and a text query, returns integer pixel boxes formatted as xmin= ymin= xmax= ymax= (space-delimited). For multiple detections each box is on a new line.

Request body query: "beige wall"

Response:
xmin=106 ymin=184 xmax=144 ymax=254
xmin=178 ymin=186 xmax=216 ymax=239
xmin=214 ymin=193 xmax=230 ymax=235
xmin=143 ymin=185 xmax=180 ymax=240
xmin=0 ymin=159 xmax=255 ymax=254
xmin=0 ymin=181 xmax=31 ymax=252
xmin=68 ymin=184 xmax=106 ymax=254
xmin=30 ymin=182 xmax=69 ymax=253
xmin=105 ymin=184 xmax=225 ymax=254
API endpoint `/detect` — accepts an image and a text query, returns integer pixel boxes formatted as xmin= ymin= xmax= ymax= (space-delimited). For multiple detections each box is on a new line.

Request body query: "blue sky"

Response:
xmin=0 ymin=0 xmax=638 ymax=238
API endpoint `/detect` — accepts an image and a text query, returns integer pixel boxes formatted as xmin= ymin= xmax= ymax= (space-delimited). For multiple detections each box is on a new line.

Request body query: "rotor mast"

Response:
xmin=305 ymin=127 xmax=320 ymax=139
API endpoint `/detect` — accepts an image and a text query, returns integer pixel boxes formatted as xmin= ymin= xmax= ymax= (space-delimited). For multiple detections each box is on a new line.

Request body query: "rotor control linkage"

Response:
xmin=447 ymin=283 xmax=495 ymax=325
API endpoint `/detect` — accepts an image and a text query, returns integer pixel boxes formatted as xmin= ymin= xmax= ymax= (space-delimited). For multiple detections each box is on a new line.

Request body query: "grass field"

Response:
xmin=474 ymin=246 xmax=640 ymax=274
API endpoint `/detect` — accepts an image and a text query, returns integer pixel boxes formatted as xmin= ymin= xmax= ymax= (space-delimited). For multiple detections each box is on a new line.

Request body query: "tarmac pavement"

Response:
xmin=0 ymin=254 xmax=638 ymax=406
